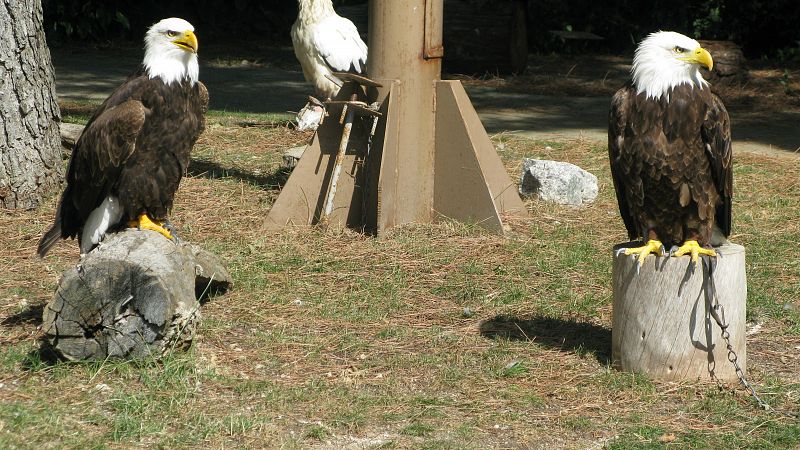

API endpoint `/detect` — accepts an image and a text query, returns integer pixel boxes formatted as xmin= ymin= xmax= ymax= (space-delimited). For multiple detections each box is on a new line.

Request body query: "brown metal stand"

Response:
xmin=265 ymin=0 xmax=528 ymax=234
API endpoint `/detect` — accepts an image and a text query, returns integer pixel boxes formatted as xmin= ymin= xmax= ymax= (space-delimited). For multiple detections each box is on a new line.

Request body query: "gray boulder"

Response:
xmin=519 ymin=159 xmax=598 ymax=206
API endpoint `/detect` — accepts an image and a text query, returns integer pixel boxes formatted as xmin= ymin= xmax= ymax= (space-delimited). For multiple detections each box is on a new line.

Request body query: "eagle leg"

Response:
xmin=618 ymin=240 xmax=665 ymax=269
xmin=669 ymin=240 xmax=717 ymax=266
xmin=129 ymin=214 xmax=174 ymax=241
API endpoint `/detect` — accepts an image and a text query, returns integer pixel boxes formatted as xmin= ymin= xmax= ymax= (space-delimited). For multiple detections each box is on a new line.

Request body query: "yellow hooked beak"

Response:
xmin=682 ymin=47 xmax=713 ymax=71
xmin=173 ymin=30 xmax=198 ymax=53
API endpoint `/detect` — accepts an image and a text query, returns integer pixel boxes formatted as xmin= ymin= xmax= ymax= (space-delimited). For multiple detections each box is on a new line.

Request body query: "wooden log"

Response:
xmin=611 ymin=242 xmax=746 ymax=381
xmin=699 ymin=40 xmax=748 ymax=85
xmin=59 ymin=122 xmax=84 ymax=156
xmin=42 ymin=230 xmax=232 ymax=361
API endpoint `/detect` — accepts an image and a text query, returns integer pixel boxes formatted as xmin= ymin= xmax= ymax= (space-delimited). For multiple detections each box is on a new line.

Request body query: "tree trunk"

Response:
xmin=42 ymin=230 xmax=233 ymax=361
xmin=0 ymin=0 xmax=63 ymax=209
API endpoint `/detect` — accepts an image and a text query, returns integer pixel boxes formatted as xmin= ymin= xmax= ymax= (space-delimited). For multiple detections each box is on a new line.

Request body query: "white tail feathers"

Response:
xmin=81 ymin=196 xmax=124 ymax=254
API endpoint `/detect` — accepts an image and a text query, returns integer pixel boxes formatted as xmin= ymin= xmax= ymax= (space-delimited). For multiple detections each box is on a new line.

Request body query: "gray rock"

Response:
xmin=282 ymin=145 xmax=307 ymax=169
xmin=519 ymin=159 xmax=598 ymax=206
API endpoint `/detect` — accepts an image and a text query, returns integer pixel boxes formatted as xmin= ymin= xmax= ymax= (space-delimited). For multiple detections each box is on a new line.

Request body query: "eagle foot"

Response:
xmin=162 ymin=220 xmax=182 ymax=244
xmin=619 ymin=240 xmax=665 ymax=272
xmin=129 ymin=214 xmax=174 ymax=242
xmin=669 ymin=240 xmax=717 ymax=271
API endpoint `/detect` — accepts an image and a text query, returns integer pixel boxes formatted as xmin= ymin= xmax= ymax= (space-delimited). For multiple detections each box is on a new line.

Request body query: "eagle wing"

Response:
xmin=37 ymin=95 xmax=145 ymax=257
xmin=78 ymin=100 xmax=146 ymax=176
xmin=198 ymin=81 xmax=210 ymax=115
xmin=701 ymin=93 xmax=733 ymax=237
xmin=608 ymin=85 xmax=639 ymax=240
xmin=313 ymin=15 xmax=368 ymax=73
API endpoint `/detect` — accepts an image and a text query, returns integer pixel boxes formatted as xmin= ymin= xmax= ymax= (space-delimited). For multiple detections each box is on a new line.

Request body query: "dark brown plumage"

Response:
xmin=608 ymin=82 xmax=732 ymax=249
xmin=37 ymin=69 xmax=208 ymax=257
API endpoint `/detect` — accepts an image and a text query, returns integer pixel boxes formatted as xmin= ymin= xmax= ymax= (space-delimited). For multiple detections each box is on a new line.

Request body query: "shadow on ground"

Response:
xmin=52 ymin=47 xmax=309 ymax=115
xmin=479 ymin=315 xmax=612 ymax=365
xmin=1 ymin=303 xmax=44 ymax=327
xmin=188 ymin=158 xmax=291 ymax=190
xmin=0 ymin=303 xmax=62 ymax=368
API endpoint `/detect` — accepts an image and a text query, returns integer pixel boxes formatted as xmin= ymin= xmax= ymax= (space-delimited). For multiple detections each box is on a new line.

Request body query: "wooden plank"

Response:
xmin=433 ymin=80 xmax=528 ymax=233
xmin=330 ymin=72 xmax=384 ymax=88
xmin=265 ymin=84 xmax=366 ymax=230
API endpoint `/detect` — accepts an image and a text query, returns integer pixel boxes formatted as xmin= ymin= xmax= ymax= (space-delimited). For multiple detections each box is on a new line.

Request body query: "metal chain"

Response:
xmin=707 ymin=298 xmax=799 ymax=418
xmin=707 ymin=303 xmax=772 ymax=411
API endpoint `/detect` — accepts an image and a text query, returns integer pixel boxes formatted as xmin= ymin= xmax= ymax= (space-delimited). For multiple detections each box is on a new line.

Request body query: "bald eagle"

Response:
xmin=291 ymin=0 xmax=368 ymax=100
xmin=37 ymin=18 xmax=208 ymax=257
xmin=609 ymin=31 xmax=732 ymax=266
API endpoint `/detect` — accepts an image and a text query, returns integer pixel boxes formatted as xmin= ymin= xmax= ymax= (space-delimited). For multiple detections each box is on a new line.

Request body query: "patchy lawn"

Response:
xmin=1 ymin=105 xmax=798 ymax=448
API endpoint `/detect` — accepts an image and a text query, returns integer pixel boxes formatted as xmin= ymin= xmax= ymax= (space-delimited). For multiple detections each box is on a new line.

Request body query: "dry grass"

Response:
xmin=6 ymin=48 xmax=800 ymax=445
xmin=1 ymin=115 xmax=799 ymax=448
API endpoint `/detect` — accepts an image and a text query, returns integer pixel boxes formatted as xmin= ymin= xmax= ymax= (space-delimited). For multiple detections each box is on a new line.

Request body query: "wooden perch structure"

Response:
xmin=611 ymin=243 xmax=746 ymax=381
xmin=42 ymin=230 xmax=232 ymax=361
xmin=265 ymin=0 xmax=528 ymax=235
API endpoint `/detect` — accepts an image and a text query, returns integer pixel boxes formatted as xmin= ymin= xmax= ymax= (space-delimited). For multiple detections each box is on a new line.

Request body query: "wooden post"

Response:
xmin=42 ymin=230 xmax=232 ymax=361
xmin=265 ymin=0 xmax=528 ymax=234
xmin=611 ymin=243 xmax=747 ymax=381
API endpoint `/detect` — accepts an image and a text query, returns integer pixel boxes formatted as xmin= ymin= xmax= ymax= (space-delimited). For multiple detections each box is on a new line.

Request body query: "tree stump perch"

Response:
xmin=42 ymin=230 xmax=232 ymax=361
xmin=612 ymin=242 xmax=746 ymax=381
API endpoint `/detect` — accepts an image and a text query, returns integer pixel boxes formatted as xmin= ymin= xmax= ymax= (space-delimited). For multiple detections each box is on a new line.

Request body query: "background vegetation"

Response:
xmin=42 ymin=0 xmax=800 ymax=58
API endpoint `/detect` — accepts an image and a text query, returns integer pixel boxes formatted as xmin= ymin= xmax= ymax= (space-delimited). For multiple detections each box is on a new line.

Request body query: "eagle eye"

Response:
xmin=674 ymin=46 xmax=686 ymax=53
xmin=166 ymin=30 xmax=179 ymax=37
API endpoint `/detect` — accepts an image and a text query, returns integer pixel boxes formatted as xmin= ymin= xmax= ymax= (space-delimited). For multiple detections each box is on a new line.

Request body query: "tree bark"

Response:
xmin=0 ymin=0 xmax=63 ymax=209
xmin=42 ymin=230 xmax=233 ymax=361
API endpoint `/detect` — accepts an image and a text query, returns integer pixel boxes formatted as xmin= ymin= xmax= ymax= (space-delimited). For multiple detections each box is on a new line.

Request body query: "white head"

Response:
xmin=631 ymin=31 xmax=714 ymax=100
xmin=143 ymin=18 xmax=199 ymax=86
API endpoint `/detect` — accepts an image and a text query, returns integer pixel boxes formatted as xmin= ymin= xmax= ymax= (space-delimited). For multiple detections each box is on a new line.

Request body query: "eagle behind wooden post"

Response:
xmin=37 ymin=18 xmax=208 ymax=257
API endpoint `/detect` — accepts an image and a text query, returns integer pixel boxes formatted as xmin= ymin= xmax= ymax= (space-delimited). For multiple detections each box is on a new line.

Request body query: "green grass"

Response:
xmin=2 ymin=120 xmax=799 ymax=447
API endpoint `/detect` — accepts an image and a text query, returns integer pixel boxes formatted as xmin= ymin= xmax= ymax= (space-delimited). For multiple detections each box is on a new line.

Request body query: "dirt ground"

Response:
xmin=50 ymin=45 xmax=800 ymax=158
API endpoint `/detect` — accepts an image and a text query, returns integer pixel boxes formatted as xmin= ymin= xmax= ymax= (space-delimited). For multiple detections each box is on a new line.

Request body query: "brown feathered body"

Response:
xmin=37 ymin=69 xmax=208 ymax=256
xmin=608 ymin=83 xmax=732 ymax=248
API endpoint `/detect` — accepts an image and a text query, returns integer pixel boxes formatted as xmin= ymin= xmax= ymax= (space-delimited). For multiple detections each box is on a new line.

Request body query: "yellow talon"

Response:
xmin=128 ymin=214 xmax=173 ymax=240
xmin=622 ymin=239 xmax=665 ymax=266
xmin=671 ymin=240 xmax=716 ymax=264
